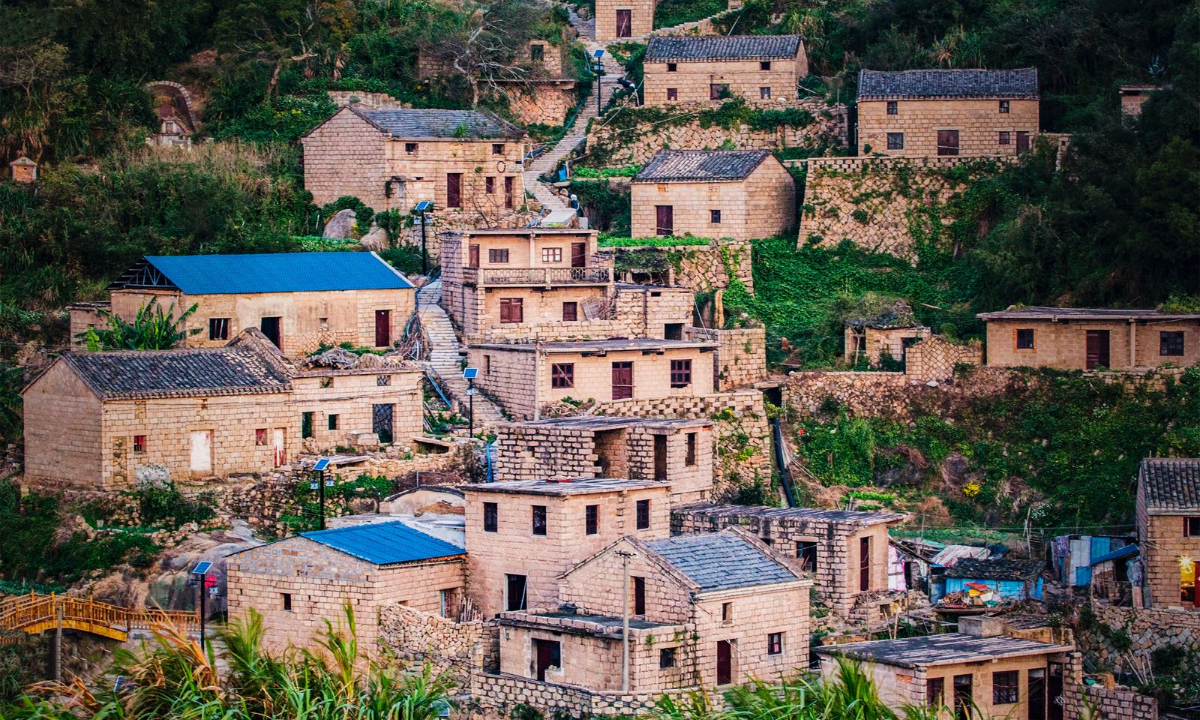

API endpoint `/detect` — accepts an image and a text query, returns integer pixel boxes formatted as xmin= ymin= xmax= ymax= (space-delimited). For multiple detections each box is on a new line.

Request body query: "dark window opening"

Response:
xmin=927 ymin=677 xmax=945 ymax=707
xmin=405 ymin=142 xmax=418 ymax=155
xmin=760 ymin=61 xmax=771 ymax=71
xmin=859 ymin=536 xmax=871 ymax=591
xmin=260 ymin=316 xmax=281 ymax=347
xmin=667 ymin=88 xmax=678 ymax=101
xmin=767 ymin=632 xmax=783 ymax=655
xmin=1161 ymin=331 xmax=1185 ymax=356
xmin=886 ymin=101 xmax=897 ymax=115
xmin=999 ymin=100 xmax=1010 ymax=113
xmin=797 ymin=541 xmax=818 ymax=572
xmin=710 ymin=209 xmax=721 ymax=224
xmin=660 ymin=648 xmax=676 ymax=668
xmin=133 ymin=435 xmax=146 ymax=453
xmin=209 ymin=318 xmax=230 ymax=341
xmin=483 ymin=502 xmax=498 ymax=532
xmin=551 ymin=362 xmax=575 ymax=389
xmin=636 ymin=499 xmax=651 ymax=529
xmin=760 ymin=87 xmax=771 ymax=99
xmin=721 ymin=602 xmax=732 ymax=622
xmin=506 ymin=574 xmax=527 ymax=611
xmin=585 ymin=504 xmax=599 ymax=535
xmin=667 ymin=62 xmax=677 ymax=72
xmin=328 ymin=414 xmax=339 ymax=430
xmin=993 ymin=671 xmax=1019 ymax=705
xmin=664 ymin=323 xmax=683 ymax=340
xmin=282 ymin=593 xmax=292 ymax=612
xmin=301 ymin=412 xmax=314 ymax=440
xmin=485 ymin=176 xmax=495 ymax=194
xmin=999 ymin=131 xmax=1011 ymax=145
xmin=532 ymin=505 xmax=547 ymax=536
xmin=488 ymin=248 xmax=510 ymax=263
xmin=1016 ymin=328 xmax=1035 ymax=349
xmin=686 ymin=432 xmax=697 ymax=466
xmin=633 ymin=576 xmax=646 ymax=615
xmin=530 ymin=45 xmax=544 ymax=62
xmin=1185 ymin=517 xmax=1200 ymax=537
xmin=887 ymin=132 xmax=904 ymax=150
xmin=670 ymin=359 xmax=692 ymax=388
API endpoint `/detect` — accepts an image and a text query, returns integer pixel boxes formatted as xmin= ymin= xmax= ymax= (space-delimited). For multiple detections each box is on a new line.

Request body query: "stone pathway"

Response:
xmin=416 ymin=280 xmax=505 ymax=427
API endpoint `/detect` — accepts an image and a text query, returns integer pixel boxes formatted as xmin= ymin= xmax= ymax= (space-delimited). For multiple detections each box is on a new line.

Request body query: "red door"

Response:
xmin=533 ymin=639 xmax=560 ymax=682
xmin=937 ymin=130 xmax=960 ymax=156
xmin=1016 ymin=131 xmax=1030 ymax=152
xmin=504 ymin=176 xmax=514 ymax=209
xmin=571 ymin=242 xmax=587 ymax=268
xmin=447 ymin=173 xmax=462 ymax=208
xmin=1086 ymin=330 xmax=1110 ymax=369
xmin=655 ymin=205 xmax=673 ymax=236
xmin=616 ymin=9 xmax=632 ymax=37
xmin=611 ymin=362 xmax=633 ymax=400
xmin=716 ymin=640 xmax=732 ymax=685
xmin=375 ymin=310 xmax=391 ymax=347
xmin=468 ymin=244 xmax=480 ymax=268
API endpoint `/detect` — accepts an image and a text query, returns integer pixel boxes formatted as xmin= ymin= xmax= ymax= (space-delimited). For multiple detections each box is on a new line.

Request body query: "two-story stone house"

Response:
xmin=857 ymin=68 xmax=1040 ymax=157
xmin=301 ymin=107 xmax=527 ymax=216
xmin=630 ymin=150 xmax=795 ymax=241
xmin=595 ymin=0 xmax=656 ymax=41
xmin=1136 ymin=457 xmax=1200 ymax=610
xmin=643 ymin=35 xmax=807 ymax=106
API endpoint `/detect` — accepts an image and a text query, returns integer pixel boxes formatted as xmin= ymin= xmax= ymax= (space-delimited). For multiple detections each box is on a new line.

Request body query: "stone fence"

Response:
xmin=684 ymin=326 xmax=767 ymax=390
xmin=904 ymin=336 xmax=983 ymax=381
xmin=1083 ymin=602 xmax=1200 ymax=675
xmin=1079 ymin=684 xmax=1158 ymax=720
xmin=378 ymin=604 xmax=497 ymax=679
xmin=605 ymin=240 xmax=754 ymax=294
xmin=470 ymin=672 xmax=690 ymax=719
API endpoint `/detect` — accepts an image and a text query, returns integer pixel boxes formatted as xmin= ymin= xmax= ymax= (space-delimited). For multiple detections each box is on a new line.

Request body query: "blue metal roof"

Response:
xmin=1090 ymin=544 xmax=1138 ymax=566
xmin=142 ymin=252 xmax=414 ymax=295
xmin=301 ymin=521 xmax=464 ymax=566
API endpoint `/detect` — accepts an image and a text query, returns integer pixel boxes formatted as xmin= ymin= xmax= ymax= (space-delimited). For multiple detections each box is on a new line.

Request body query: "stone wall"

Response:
xmin=684 ymin=327 xmax=767 ymax=390
xmin=644 ymin=52 xmax=807 ymax=107
xmin=470 ymin=672 xmax=683 ymax=719
xmin=378 ymin=604 xmax=497 ymax=678
xmin=1082 ymin=602 xmax=1200 ymax=674
xmin=904 ymin=336 xmax=983 ymax=381
xmin=799 ymin=155 xmax=1006 ymax=261
xmin=858 ymin=97 xmax=1039 ymax=159
xmin=585 ymin=98 xmax=846 ymax=168
xmin=501 ymin=82 xmax=578 ymax=127
xmin=606 ymin=240 xmax=754 ymax=293
xmin=1078 ymin=684 xmax=1158 ymax=720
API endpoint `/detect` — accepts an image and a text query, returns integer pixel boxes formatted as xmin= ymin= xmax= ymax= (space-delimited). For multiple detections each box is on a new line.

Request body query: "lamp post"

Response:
xmin=413 ymin=201 xmax=433 ymax=276
xmin=189 ymin=561 xmax=213 ymax=643
xmin=591 ymin=50 xmax=606 ymax=115
xmin=308 ymin=457 xmax=333 ymax=530
xmin=463 ymin=368 xmax=479 ymax=439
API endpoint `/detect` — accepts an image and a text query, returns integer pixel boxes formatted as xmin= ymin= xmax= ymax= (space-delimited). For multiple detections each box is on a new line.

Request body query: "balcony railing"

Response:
xmin=462 ymin=266 xmax=612 ymax=286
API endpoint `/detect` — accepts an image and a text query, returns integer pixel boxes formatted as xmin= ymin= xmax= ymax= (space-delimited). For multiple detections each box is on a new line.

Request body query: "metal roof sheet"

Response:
xmin=858 ymin=68 xmax=1039 ymax=100
xmin=645 ymin=35 xmax=802 ymax=63
xmin=1090 ymin=544 xmax=1138 ymax=566
xmin=301 ymin=521 xmax=465 ymax=565
xmin=644 ymin=531 xmax=799 ymax=592
xmin=135 ymin=252 xmax=413 ymax=295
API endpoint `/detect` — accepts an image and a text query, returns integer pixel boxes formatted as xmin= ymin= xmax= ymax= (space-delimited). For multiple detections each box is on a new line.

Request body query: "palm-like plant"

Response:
xmin=80 ymin=298 xmax=201 ymax=351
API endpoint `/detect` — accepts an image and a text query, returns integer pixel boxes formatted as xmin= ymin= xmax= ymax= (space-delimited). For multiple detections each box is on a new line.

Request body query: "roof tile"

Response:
xmin=62 ymin=346 xmax=291 ymax=400
xmin=360 ymin=108 xmax=525 ymax=140
xmin=858 ymin=68 xmax=1039 ymax=100
xmin=1140 ymin=457 xmax=1200 ymax=513
xmin=645 ymin=35 xmax=802 ymax=63
xmin=644 ymin=531 xmax=798 ymax=592
xmin=634 ymin=150 xmax=772 ymax=183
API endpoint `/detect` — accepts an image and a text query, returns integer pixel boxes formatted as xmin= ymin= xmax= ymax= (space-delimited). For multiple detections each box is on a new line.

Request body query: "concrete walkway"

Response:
xmin=416 ymin=280 xmax=505 ymax=427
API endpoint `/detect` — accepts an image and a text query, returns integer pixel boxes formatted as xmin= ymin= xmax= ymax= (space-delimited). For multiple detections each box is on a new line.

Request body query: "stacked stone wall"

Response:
xmin=378 ymin=604 xmax=497 ymax=678
xmin=585 ymin=99 xmax=846 ymax=168
xmin=607 ymin=241 xmax=754 ymax=293
xmin=470 ymin=672 xmax=684 ymax=719
xmin=1078 ymin=685 xmax=1158 ymax=720
xmin=904 ymin=336 xmax=983 ymax=381
xmin=684 ymin=327 xmax=766 ymax=390
xmin=1082 ymin=603 xmax=1200 ymax=674
xmin=501 ymin=83 xmax=577 ymax=127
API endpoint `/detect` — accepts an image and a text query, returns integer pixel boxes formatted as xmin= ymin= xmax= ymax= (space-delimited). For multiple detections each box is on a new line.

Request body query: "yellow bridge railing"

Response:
xmin=0 ymin=592 xmax=200 ymax=643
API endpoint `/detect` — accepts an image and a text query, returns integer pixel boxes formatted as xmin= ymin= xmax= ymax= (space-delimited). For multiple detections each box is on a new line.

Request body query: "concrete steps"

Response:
xmin=416 ymin=280 xmax=505 ymax=427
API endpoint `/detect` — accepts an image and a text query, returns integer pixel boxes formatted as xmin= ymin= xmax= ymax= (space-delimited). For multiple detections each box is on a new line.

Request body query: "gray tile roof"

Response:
xmin=645 ymin=531 xmax=799 ymax=592
xmin=471 ymin=338 xmax=718 ymax=353
xmin=462 ymin=478 xmax=667 ymax=497
xmin=1140 ymin=457 xmax=1200 ymax=513
xmin=977 ymin=306 xmax=1200 ymax=321
xmin=359 ymin=108 xmax=525 ymax=140
xmin=633 ymin=150 xmax=772 ymax=183
xmin=645 ymin=35 xmax=802 ymax=63
xmin=815 ymin=633 xmax=1072 ymax=668
xmin=677 ymin=503 xmax=906 ymax=528
xmin=61 ymin=346 xmax=291 ymax=400
xmin=858 ymin=68 xmax=1039 ymax=100
xmin=944 ymin=558 xmax=1043 ymax=581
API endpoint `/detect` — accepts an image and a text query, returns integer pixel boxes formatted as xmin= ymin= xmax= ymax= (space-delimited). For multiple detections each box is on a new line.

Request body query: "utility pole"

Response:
xmin=616 ymin=548 xmax=634 ymax=692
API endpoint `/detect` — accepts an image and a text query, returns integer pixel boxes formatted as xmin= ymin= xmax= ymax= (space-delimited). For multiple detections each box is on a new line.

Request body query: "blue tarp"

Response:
xmin=943 ymin=577 xmax=1044 ymax=601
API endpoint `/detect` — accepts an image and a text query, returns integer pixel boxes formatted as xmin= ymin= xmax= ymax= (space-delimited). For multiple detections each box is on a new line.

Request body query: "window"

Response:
xmin=506 ymin=574 xmax=527 ymax=611
xmin=999 ymin=100 xmax=1010 ymax=113
xmin=133 ymin=435 xmax=146 ymax=454
xmin=636 ymin=499 xmax=651 ymax=529
xmin=887 ymin=100 xmax=898 ymax=115
xmin=999 ymin=131 xmax=1011 ymax=145
xmin=551 ymin=363 xmax=575 ymax=389
xmin=686 ymin=432 xmax=697 ymax=466
xmin=859 ymin=536 xmax=871 ymax=592
xmin=532 ymin=505 xmax=547 ymax=535
xmin=667 ymin=62 xmax=677 ymax=72
xmin=301 ymin=412 xmax=314 ymax=440
xmin=377 ymin=375 xmax=390 ymax=386
xmin=208 ymin=317 xmax=230 ymax=341
xmin=667 ymin=88 xmax=678 ymax=101
xmin=562 ymin=302 xmax=578 ymax=322
xmin=721 ymin=602 xmax=732 ymax=622
xmin=255 ymin=429 xmax=268 ymax=446
xmin=1016 ymin=328 xmax=1035 ymax=350
xmin=886 ymin=132 xmax=904 ymax=150
xmin=767 ymin=632 xmax=783 ymax=655
xmin=485 ymin=176 xmax=495 ymax=194
xmin=499 ymin=298 xmax=524 ymax=324
xmin=710 ymin=209 xmax=721 ymax=224
xmin=542 ymin=247 xmax=563 ymax=263
xmin=328 ymin=414 xmax=339 ymax=431
xmin=484 ymin=355 xmax=492 ymax=375
xmin=665 ymin=323 xmax=683 ymax=340
xmin=1185 ymin=517 xmax=1200 ymax=537
xmin=659 ymin=648 xmax=676 ymax=668
xmin=1161 ymin=331 xmax=1185 ymax=356
xmin=483 ymin=502 xmax=498 ymax=532
xmin=710 ymin=83 xmax=729 ymax=100
xmin=760 ymin=61 xmax=771 ymax=71
xmin=760 ymin=86 xmax=771 ymax=99
xmin=493 ymin=143 xmax=505 ymax=155
xmin=937 ymin=129 xmax=960 ymax=156
xmin=282 ymin=593 xmax=292 ymax=612
xmin=797 ymin=541 xmax=818 ymax=572
xmin=488 ymin=248 xmax=510 ymax=263
xmin=440 ymin=589 xmax=456 ymax=618
xmin=405 ymin=142 xmax=418 ymax=155
xmin=633 ymin=576 xmax=646 ymax=615
xmin=585 ymin=504 xmax=598 ymax=535
xmin=670 ymin=359 xmax=692 ymax=388
xmin=927 ymin=677 xmax=945 ymax=707
xmin=529 ymin=41 xmax=545 ymax=62
xmin=993 ymin=671 xmax=1019 ymax=705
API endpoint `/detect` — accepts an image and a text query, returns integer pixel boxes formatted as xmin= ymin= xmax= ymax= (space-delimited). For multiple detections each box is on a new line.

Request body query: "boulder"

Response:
xmin=323 ymin=209 xmax=358 ymax=239
xmin=360 ymin=224 xmax=390 ymax=251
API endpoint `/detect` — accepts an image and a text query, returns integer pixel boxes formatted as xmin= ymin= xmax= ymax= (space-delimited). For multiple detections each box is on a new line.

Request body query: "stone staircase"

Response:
xmin=416 ymin=280 xmax=505 ymax=427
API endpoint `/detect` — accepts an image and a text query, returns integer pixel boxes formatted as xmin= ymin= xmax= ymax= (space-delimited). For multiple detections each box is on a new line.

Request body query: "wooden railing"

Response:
xmin=461 ymin=266 xmax=612 ymax=286
xmin=0 ymin=592 xmax=200 ymax=642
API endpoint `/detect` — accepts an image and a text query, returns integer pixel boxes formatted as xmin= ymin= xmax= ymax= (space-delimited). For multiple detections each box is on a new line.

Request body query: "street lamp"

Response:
xmin=412 ymin=201 xmax=433 ymax=276
xmin=307 ymin=457 xmax=334 ymax=530
xmin=188 ymin=561 xmax=214 ymax=642
xmin=591 ymin=49 xmax=606 ymax=115
xmin=463 ymin=368 xmax=479 ymax=438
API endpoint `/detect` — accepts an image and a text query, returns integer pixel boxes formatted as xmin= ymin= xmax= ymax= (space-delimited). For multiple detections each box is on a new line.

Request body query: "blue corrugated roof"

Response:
xmin=143 ymin=252 xmax=414 ymax=295
xmin=1090 ymin=544 xmax=1138 ymax=566
xmin=301 ymin=521 xmax=464 ymax=565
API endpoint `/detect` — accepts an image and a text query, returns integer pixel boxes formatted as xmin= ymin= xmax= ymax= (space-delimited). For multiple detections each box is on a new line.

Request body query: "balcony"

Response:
xmin=462 ymin=266 xmax=612 ymax=287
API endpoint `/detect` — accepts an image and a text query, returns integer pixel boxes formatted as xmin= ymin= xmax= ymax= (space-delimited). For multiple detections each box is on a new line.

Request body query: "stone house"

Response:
xmin=816 ymin=618 xmax=1075 ymax=718
xmin=227 ymin=521 xmax=466 ymax=651
xmin=976 ymin=307 xmax=1200 ymax=371
xmin=496 ymin=529 xmax=809 ymax=691
xmin=857 ymin=68 xmax=1040 ymax=158
xmin=1118 ymin=85 xmax=1169 ymax=119
xmin=1136 ymin=457 xmax=1200 ymax=611
xmin=672 ymin=504 xmax=907 ymax=623
xmin=643 ymin=35 xmax=807 ymax=106
xmin=843 ymin=323 xmax=931 ymax=366
xmin=630 ymin=150 xmax=795 ymax=241
xmin=468 ymin=337 xmax=718 ymax=420
xmin=145 ymin=81 xmax=198 ymax=148
xmin=10 ymin=155 xmax=38 ymax=183
xmin=461 ymin=478 xmax=672 ymax=617
xmin=84 ymin=252 xmax=416 ymax=359
xmin=22 ymin=330 xmax=423 ymax=489
xmin=595 ymin=0 xmax=655 ymax=41
xmin=300 ymin=106 xmax=527 ymax=217
xmin=494 ymin=416 xmax=715 ymax=504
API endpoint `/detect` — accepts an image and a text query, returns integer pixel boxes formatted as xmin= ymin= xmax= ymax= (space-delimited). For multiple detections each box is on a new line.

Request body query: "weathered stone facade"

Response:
xmin=859 ymin=97 xmax=1040 ymax=158
xmin=607 ymin=240 xmax=755 ymax=294
xmin=378 ymin=603 xmax=497 ymax=679
xmin=903 ymin=335 xmax=983 ymax=381
xmin=683 ymin=327 xmax=767 ymax=390
xmin=643 ymin=39 xmax=807 ymax=106
xmin=594 ymin=0 xmax=656 ymax=41
xmin=843 ymin=325 xmax=930 ymax=366
xmin=1081 ymin=602 xmax=1200 ymax=674
xmin=1135 ymin=458 xmax=1200 ymax=612
xmin=500 ymin=81 xmax=578 ymax=127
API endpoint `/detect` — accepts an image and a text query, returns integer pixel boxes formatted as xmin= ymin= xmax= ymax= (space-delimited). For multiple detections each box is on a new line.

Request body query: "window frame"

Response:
xmin=666 ymin=62 xmax=677 ymax=72
xmin=488 ymin=248 xmax=510 ymax=264
xmin=585 ymin=504 xmax=599 ymax=535
xmin=670 ymin=359 xmax=692 ymax=388
xmin=999 ymin=131 xmax=1011 ymax=145
xmin=709 ymin=83 xmax=729 ymax=100
xmin=659 ymin=648 xmax=677 ymax=668
xmin=485 ymin=176 xmax=495 ymax=194
xmin=767 ymin=632 xmax=783 ymax=656
xmin=542 ymin=246 xmax=563 ymax=263
xmin=133 ymin=435 xmax=147 ymax=454
xmin=926 ymin=677 xmax=944 ymax=707
xmin=636 ymin=499 xmax=651 ymax=529
xmin=562 ymin=302 xmax=578 ymax=322
xmin=1161 ymin=331 xmax=1185 ymax=356
xmin=483 ymin=502 xmax=498 ymax=532
xmin=999 ymin=100 xmax=1010 ymax=113
xmin=1184 ymin=516 xmax=1200 ymax=537
xmin=282 ymin=593 xmax=293 ymax=612
xmin=499 ymin=297 xmax=524 ymax=324
xmin=551 ymin=362 xmax=575 ymax=389
xmin=992 ymin=670 xmax=1019 ymax=705
xmin=710 ymin=209 xmax=721 ymax=224
xmin=255 ymin=429 xmax=268 ymax=446
xmin=208 ymin=317 xmax=230 ymax=341
xmin=667 ymin=87 xmax=678 ymax=101
xmin=760 ymin=61 xmax=772 ymax=71
xmin=405 ymin=142 xmax=419 ymax=155
xmin=531 ymin=505 xmax=548 ymax=536
xmin=886 ymin=132 xmax=904 ymax=150
xmin=797 ymin=541 xmax=818 ymax=573
xmin=327 ymin=414 xmax=339 ymax=431
xmin=685 ymin=432 xmax=697 ymax=466
xmin=759 ymin=86 xmax=771 ymax=99
xmin=886 ymin=100 xmax=898 ymax=115
xmin=1016 ymin=328 xmax=1036 ymax=350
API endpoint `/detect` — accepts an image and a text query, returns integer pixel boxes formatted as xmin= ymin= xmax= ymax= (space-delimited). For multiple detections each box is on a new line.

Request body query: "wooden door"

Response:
xmin=375 ymin=309 xmax=391 ymax=347
xmin=653 ymin=435 xmax=667 ymax=481
xmin=447 ymin=173 xmax=462 ymax=208
xmin=655 ymin=205 xmax=673 ymax=236
xmin=1086 ymin=330 xmax=1110 ymax=369
xmin=611 ymin=361 xmax=633 ymax=400
xmin=571 ymin=242 xmax=587 ymax=268
xmin=504 ymin=176 xmax=514 ymax=209
xmin=616 ymin=9 xmax=632 ymax=37
xmin=1047 ymin=663 xmax=1064 ymax=720
xmin=716 ymin=640 xmax=732 ymax=685
xmin=937 ymin=130 xmax=960 ymax=156
xmin=260 ymin=317 xmax=281 ymax=347
xmin=533 ymin=639 xmax=560 ymax=681
xmin=1016 ymin=131 xmax=1031 ymax=152
xmin=190 ymin=431 xmax=212 ymax=474
xmin=468 ymin=244 xmax=480 ymax=268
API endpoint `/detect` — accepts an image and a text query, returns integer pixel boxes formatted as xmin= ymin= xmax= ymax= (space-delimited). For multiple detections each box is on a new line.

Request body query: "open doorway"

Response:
xmin=532 ymin=638 xmax=561 ymax=681
xmin=594 ymin=429 xmax=629 ymax=477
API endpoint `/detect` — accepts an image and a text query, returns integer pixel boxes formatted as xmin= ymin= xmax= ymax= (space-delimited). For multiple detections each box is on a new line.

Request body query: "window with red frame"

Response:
xmin=670 ymin=359 xmax=692 ymax=388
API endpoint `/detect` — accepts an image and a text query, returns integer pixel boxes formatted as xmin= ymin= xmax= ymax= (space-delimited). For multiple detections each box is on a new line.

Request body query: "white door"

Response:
xmin=190 ymin=431 xmax=212 ymax=474
xmin=273 ymin=428 xmax=286 ymax=467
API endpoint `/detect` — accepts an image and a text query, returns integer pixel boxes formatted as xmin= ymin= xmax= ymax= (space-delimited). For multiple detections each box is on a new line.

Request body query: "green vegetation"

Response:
xmin=82 ymin=299 xmax=201 ymax=351
xmin=599 ymin=235 xmax=711 ymax=248
xmin=573 ymin=165 xmax=641 ymax=178
xmin=653 ymin=0 xmax=728 ymax=29
xmin=568 ymin=180 xmax=631 ymax=235
xmin=130 ymin=482 xmax=217 ymax=530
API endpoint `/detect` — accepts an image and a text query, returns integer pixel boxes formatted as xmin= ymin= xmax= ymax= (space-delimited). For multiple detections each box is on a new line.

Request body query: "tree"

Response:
xmin=82 ymin=299 xmax=201 ymax=350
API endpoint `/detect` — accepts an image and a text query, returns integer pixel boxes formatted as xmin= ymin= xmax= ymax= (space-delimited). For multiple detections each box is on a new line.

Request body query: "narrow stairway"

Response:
xmin=416 ymin=280 xmax=506 ymax=427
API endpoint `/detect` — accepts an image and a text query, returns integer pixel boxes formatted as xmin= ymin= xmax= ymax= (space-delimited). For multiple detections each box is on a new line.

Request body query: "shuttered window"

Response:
xmin=499 ymin=298 xmax=524 ymax=324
